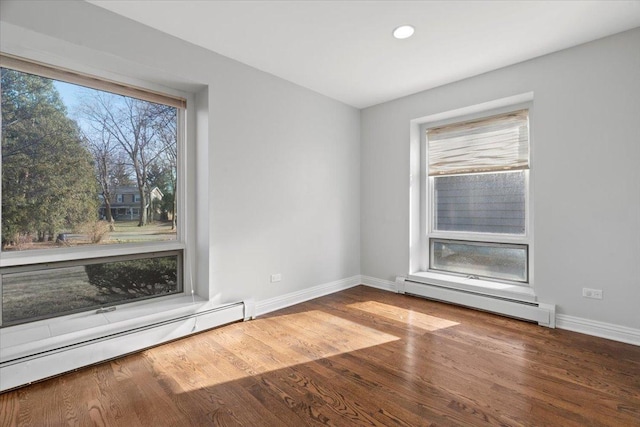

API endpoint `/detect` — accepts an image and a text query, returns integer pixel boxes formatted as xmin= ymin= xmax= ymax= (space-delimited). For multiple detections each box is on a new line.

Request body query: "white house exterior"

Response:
xmin=99 ymin=186 xmax=164 ymax=221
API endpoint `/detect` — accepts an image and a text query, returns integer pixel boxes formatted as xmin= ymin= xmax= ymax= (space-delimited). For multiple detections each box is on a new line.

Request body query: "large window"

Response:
xmin=0 ymin=54 xmax=186 ymax=326
xmin=423 ymin=109 xmax=531 ymax=285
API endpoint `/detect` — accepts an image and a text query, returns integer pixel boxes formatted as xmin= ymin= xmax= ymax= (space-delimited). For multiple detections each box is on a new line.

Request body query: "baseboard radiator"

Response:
xmin=396 ymin=276 xmax=555 ymax=328
xmin=0 ymin=301 xmax=248 ymax=392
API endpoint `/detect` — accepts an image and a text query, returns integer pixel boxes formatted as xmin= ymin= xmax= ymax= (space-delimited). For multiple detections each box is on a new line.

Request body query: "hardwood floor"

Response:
xmin=1 ymin=285 xmax=639 ymax=426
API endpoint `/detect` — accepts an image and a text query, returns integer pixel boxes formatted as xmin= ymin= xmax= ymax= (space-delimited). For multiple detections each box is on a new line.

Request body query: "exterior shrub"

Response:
xmin=79 ymin=220 xmax=111 ymax=244
xmin=85 ymin=256 xmax=178 ymax=297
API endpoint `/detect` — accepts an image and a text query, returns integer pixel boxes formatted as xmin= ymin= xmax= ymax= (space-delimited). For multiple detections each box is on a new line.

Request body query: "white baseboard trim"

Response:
xmin=359 ymin=275 xmax=639 ymax=346
xmin=556 ymin=314 xmax=640 ymax=346
xmin=359 ymin=275 xmax=396 ymax=292
xmin=255 ymin=275 xmax=361 ymax=317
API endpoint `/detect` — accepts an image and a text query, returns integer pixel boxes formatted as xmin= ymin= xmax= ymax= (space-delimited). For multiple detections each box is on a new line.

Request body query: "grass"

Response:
xmin=106 ymin=220 xmax=176 ymax=243
xmin=3 ymin=220 xmax=176 ymax=251
xmin=2 ymin=266 xmax=126 ymax=325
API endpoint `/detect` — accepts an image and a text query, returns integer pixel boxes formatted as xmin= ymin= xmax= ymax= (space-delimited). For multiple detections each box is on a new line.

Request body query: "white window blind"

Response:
xmin=0 ymin=54 xmax=186 ymax=109
xmin=427 ymin=110 xmax=529 ymax=176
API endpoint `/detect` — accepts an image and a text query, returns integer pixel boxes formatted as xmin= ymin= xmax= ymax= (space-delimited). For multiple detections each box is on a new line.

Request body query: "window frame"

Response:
xmin=429 ymin=238 xmax=529 ymax=284
xmin=0 ymin=250 xmax=184 ymax=327
xmin=417 ymin=101 xmax=534 ymax=288
xmin=0 ymin=54 xmax=192 ymax=327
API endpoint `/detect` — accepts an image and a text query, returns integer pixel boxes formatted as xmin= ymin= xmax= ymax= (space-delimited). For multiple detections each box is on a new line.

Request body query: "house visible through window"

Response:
xmin=423 ymin=109 xmax=531 ymax=284
xmin=0 ymin=54 xmax=186 ymax=326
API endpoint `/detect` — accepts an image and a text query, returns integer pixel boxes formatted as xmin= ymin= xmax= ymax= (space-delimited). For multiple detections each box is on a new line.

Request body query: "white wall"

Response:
xmin=361 ymin=28 xmax=640 ymax=330
xmin=0 ymin=1 xmax=361 ymax=305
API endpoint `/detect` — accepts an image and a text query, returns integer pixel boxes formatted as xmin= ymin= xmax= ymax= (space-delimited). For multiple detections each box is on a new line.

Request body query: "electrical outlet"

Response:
xmin=582 ymin=288 xmax=603 ymax=299
xmin=270 ymin=273 xmax=282 ymax=283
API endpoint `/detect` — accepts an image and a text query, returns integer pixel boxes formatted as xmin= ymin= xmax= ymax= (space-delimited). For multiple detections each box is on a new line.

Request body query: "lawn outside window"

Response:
xmin=419 ymin=104 xmax=532 ymax=288
xmin=0 ymin=54 xmax=188 ymax=327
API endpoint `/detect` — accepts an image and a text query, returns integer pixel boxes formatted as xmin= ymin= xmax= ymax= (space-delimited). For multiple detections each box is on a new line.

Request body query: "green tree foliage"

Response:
xmin=1 ymin=68 xmax=99 ymax=247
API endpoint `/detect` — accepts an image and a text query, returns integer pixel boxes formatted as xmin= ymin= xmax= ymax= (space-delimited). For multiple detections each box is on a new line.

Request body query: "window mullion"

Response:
xmin=0 ymin=241 xmax=185 ymax=269
xmin=428 ymin=231 xmax=529 ymax=245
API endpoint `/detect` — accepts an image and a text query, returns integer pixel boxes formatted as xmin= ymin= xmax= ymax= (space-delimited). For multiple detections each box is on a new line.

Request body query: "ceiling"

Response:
xmin=88 ymin=1 xmax=640 ymax=109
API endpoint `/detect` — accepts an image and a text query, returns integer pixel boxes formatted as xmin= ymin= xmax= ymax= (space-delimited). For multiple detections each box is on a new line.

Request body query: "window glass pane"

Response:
xmin=1 ymin=67 xmax=178 ymax=251
xmin=434 ymin=171 xmax=525 ymax=234
xmin=430 ymin=239 xmax=527 ymax=283
xmin=1 ymin=253 xmax=181 ymax=326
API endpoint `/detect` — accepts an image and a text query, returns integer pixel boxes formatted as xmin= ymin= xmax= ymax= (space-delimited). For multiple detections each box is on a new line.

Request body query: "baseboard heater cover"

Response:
xmin=0 ymin=302 xmax=246 ymax=392
xmin=396 ymin=276 xmax=555 ymax=328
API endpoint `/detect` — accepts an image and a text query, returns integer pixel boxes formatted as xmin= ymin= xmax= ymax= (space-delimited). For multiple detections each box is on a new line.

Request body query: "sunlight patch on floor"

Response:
xmin=347 ymin=301 xmax=459 ymax=331
xmin=168 ymin=309 xmax=400 ymax=392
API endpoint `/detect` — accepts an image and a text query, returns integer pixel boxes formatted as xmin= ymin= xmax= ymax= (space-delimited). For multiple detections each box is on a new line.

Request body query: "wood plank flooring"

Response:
xmin=1 ymin=285 xmax=639 ymax=426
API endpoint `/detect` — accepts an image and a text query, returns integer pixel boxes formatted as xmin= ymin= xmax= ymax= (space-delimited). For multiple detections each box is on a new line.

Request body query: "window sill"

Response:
xmin=0 ymin=294 xmax=224 ymax=363
xmin=407 ymin=271 xmax=536 ymax=303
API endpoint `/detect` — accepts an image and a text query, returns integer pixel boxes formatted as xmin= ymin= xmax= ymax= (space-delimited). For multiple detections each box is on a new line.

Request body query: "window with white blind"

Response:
xmin=423 ymin=108 xmax=531 ymax=285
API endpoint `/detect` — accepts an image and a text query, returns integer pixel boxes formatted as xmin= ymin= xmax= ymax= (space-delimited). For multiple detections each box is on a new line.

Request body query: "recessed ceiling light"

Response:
xmin=393 ymin=25 xmax=415 ymax=40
